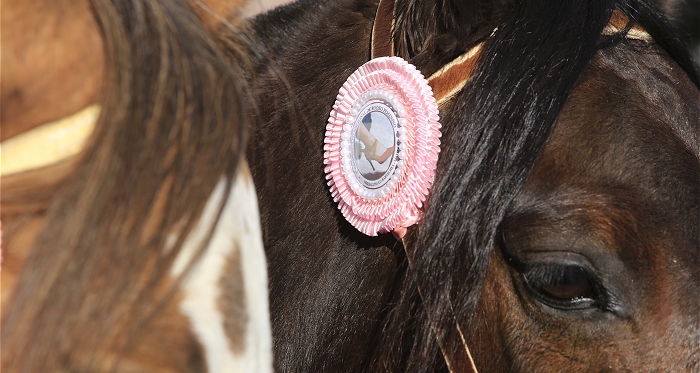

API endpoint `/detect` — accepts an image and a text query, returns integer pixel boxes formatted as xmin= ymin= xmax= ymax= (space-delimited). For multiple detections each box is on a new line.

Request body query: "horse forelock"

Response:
xmin=1 ymin=0 xmax=252 ymax=371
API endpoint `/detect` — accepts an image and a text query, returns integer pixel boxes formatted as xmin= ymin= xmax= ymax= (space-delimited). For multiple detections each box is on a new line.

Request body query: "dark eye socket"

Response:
xmin=522 ymin=265 xmax=600 ymax=310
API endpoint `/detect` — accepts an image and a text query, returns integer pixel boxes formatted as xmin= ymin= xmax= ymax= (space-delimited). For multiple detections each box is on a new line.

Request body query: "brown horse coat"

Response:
xmin=245 ymin=0 xmax=700 ymax=371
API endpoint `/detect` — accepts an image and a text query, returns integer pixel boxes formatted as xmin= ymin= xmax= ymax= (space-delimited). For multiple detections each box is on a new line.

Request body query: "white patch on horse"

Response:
xmin=171 ymin=163 xmax=273 ymax=373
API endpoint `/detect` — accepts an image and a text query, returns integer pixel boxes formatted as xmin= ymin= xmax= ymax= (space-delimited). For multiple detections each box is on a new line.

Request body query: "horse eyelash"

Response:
xmin=523 ymin=265 xmax=592 ymax=288
xmin=521 ymin=264 xmax=606 ymax=307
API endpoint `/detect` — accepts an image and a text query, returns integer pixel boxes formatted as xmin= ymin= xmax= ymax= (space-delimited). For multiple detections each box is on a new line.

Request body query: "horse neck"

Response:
xmin=1 ymin=0 xmax=104 ymax=141
xmin=1 ymin=1 xmax=262 ymax=371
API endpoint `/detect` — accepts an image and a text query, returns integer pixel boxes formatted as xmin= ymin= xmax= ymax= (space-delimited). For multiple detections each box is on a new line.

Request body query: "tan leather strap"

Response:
xmin=370 ymin=0 xmax=395 ymax=59
xmin=427 ymin=43 xmax=485 ymax=105
xmin=604 ymin=10 xmax=652 ymax=41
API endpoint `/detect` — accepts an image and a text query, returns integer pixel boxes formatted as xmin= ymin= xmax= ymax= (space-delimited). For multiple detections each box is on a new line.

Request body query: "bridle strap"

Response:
xmin=370 ymin=0 xmax=395 ymax=59
xmin=427 ymin=43 xmax=484 ymax=106
xmin=605 ymin=10 xmax=652 ymax=41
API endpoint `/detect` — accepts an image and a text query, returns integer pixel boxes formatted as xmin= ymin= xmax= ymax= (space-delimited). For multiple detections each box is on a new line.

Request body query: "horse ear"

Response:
xmin=393 ymin=0 xmax=514 ymax=72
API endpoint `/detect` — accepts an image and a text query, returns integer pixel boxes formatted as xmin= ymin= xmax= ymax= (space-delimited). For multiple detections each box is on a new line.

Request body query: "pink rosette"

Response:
xmin=323 ymin=57 xmax=441 ymax=237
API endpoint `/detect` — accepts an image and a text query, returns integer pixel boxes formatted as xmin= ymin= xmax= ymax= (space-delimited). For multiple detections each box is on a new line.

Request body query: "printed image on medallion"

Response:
xmin=353 ymin=101 xmax=398 ymax=188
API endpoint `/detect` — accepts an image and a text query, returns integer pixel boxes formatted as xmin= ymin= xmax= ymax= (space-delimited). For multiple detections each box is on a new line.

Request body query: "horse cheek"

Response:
xmin=466 ymin=249 xmax=519 ymax=373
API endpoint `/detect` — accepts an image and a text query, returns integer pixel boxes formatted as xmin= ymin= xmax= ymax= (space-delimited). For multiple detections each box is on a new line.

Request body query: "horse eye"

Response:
xmin=523 ymin=265 xmax=598 ymax=309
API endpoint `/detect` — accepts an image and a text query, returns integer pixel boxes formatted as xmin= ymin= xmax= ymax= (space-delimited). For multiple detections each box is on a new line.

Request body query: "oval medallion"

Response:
xmin=352 ymin=100 xmax=398 ymax=190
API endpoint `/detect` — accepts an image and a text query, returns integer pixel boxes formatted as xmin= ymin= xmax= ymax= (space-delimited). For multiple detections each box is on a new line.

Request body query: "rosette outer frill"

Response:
xmin=323 ymin=57 xmax=441 ymax=237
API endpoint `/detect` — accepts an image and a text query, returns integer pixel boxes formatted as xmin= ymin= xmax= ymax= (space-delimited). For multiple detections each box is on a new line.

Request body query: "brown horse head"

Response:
xmin=466 ymin=37 xmax=700 ymax=373
xmin=246 ymin=0 xmax=700 ymax=371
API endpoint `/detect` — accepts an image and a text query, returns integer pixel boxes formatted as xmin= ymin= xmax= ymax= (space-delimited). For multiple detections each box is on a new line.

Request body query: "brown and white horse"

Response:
xmin=246 ymin=0 xmax=700 ymax=371
xmin=1 ymin=0 xmax=272 ymax=372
